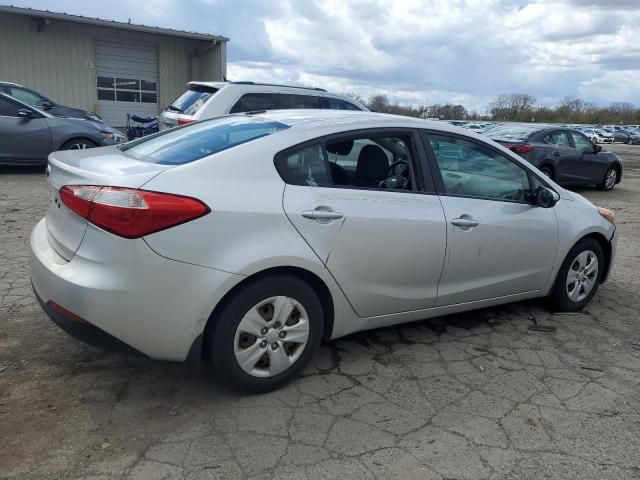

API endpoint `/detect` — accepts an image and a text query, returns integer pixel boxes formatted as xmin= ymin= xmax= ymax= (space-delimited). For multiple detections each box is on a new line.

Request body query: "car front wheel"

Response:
xmin=549 ymin=238 xmax=603 ymax=312
xmin=207 ymin=274 xmax=324 ymax=393
xmin=598 ymin=167 xmax=618 ymax=191
xmin=62 ymin=138 xmax=97 ymax=150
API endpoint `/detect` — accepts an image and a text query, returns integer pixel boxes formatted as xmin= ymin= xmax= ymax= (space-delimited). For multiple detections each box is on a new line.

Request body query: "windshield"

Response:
xmin=168 ymin=85 xmax=219 ymax=116
xmin=121 ymin=116 xmax=289 ymax=165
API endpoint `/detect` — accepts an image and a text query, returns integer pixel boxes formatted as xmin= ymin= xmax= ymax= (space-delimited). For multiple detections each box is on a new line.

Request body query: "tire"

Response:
xmin=548 ymin=238 xmax=603 ymax=312
xmin=207 ymin=274 xmax=324 ymax=393
xmin=539 ymin=165 xmax=554 ymax=180
xmin=61 ymin=138 xmax=97 ymax=150
xmin=598 ymin=166 xmax=618 ymax=191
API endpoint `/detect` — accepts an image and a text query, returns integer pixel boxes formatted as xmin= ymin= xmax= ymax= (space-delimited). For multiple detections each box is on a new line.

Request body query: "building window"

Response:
xmin=97 ymin=76 xmax=157 ymax=103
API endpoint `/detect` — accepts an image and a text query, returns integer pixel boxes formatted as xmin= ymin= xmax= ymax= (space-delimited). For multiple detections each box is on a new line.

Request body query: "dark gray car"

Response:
xmin=0 ymin=81 xmax=103 ymax=123
xmin=0 ymin=93 xmax=125 ymax=166
xmin=486 ymin=124 xmax=623 ymax=191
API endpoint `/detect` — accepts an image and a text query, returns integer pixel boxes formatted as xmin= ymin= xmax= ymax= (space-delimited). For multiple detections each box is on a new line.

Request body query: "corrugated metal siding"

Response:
xmin=0 ymin=11 xmax=225 ymax=121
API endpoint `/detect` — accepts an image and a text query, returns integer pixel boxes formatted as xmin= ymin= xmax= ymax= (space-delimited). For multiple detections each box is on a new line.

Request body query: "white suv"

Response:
xmin=159 ymin=81 xmax=368 ymax=130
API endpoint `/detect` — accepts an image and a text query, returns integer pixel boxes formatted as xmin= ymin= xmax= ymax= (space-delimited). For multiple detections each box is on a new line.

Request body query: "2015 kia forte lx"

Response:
xmin=31 ymin=110 xmax=616 ymax=393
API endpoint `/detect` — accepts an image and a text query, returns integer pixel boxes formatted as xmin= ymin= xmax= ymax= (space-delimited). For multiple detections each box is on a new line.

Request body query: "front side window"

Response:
xmin=229 ymin=93 xmax=280 ymax=113
xmin=121 ymin=116 xmax=289 ymax=165
xmin=427 ymin=134 xmax=531 ymax=202
xmin=275 ymin=134 xmax=416 ymax=191
xmin=543 ymin=131 xmax=570 ymax=147
xmin=9 ymin=88 xmax=46 ymax=107
xmin=570 ymin=131 xmax=593 ymax=151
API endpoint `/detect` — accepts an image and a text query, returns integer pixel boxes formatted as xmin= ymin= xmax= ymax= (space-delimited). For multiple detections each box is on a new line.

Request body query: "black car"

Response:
xmin=486 ymin=124 xmax=622 ymax=191
xmin=0 ymin=81 xmax=103 ymax=123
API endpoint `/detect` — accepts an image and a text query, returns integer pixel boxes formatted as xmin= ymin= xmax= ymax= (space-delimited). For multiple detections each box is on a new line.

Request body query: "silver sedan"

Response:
xmin=31 ymin=110 xmax=616 ymax=393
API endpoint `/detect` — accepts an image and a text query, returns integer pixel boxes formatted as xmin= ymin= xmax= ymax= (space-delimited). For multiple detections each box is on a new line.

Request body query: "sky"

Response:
xmin=8 ymin=0 xmax=640 ymax=112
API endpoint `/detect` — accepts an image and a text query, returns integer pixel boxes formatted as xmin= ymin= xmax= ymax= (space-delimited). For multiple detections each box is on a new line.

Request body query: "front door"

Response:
xmin=279 ymin=131 xmax=447 ymax=317
xmin=422 ymin=132 xmax=559 ymax=306
xmin=567 ymin=131 xmax=608 ymax=184
xmin=0 ymin=97 xmax=51 ymax=164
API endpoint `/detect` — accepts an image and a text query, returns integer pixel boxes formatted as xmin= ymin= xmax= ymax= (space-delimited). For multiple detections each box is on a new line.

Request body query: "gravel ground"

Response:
xmin=1 ymin=144 xmax=639 ymax=480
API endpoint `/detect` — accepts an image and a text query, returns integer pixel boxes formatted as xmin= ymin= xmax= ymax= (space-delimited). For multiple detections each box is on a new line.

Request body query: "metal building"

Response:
xmin=0 ymin=5 xmax=228 ymax=126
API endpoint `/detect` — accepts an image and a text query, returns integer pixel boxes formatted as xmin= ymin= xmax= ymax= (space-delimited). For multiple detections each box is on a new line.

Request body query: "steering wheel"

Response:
xmin=388 ymin=160 xmax=409 ymax=176
xmin=380 ymin=160 xmax=410 ymax=190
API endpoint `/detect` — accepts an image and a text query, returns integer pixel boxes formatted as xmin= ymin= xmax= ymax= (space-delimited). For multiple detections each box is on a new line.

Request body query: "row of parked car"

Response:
xmin=0 ymin=79 xmax=625 ymax=192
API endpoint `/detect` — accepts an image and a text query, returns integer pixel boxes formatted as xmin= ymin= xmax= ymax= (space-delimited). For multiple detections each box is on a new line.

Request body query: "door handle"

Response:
xmin=451 ymin=216 xmax=479 ymax=229
xmin=301 ymin=208 xmax=343 ymax=221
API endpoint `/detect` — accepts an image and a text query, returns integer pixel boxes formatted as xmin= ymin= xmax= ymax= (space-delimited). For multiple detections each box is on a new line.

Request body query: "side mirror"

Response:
xmin=17 ymin=108 xmax=33 ymax=119
xmin=594 ymin=144 xmax=602 ymax=153
xmin=536 ymin=186 xmax=560 ymax=208
xmin=40 ymin=102 xmax=52 ymax=111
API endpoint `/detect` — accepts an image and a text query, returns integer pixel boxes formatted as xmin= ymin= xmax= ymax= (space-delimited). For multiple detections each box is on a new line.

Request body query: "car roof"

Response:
xmin=0 ymin=81 xmax=23 ymax=87
xmin=188 ymin=81 xmax=328 ymax=93
xmin=246 ymin=109 xmax=461 ymax=133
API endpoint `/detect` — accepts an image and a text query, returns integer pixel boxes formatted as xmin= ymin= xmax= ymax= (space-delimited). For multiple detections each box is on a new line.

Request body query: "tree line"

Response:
xmin=347 ymin=93 xmax=640 ymax=125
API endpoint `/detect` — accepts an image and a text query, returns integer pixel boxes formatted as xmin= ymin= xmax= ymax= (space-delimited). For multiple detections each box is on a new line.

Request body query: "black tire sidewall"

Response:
xmin=550 ymin=238 xmax=604 ymax=311
xmin=599 ymin=167 xmax=617 ymax=191
xmin=540 ymin=166 xmax=553 ymax=180
xmin=208 ymin=274 xmax=324 ymax=394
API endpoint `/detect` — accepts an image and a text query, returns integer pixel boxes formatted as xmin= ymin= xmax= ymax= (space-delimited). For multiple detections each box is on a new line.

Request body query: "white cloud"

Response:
xmin=9 ymin=0 xmax=640 ymax=109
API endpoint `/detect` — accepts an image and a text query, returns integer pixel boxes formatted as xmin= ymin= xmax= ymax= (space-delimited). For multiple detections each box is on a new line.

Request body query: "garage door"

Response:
xmin=95 ymin=39 xmax=159 ymax=127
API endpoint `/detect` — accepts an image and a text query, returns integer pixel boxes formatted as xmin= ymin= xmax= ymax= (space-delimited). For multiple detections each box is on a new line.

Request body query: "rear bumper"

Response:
xmin=30 ymin=219 xmax=243 ymax=361
xmin=33 ymin=283 xmax=141 ymax=354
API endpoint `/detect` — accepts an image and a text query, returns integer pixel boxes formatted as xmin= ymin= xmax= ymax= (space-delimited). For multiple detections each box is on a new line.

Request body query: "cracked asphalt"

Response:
xmin=1 ymin=144 xmax=639 ymax=480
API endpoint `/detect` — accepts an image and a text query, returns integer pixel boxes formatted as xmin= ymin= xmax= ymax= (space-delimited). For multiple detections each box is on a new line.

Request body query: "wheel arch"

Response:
xmin=572 ymin=232 xmax=613 ymax=283
xmin=192 ymin=266 xmax=336 ymax=365
xmin=59 ymin=136 xmax=98 ymax=150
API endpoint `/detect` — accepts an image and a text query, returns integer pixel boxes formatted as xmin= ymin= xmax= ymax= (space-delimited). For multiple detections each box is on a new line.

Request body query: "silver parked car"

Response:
xmin=31 ymin=110 xmax=616 ymax=392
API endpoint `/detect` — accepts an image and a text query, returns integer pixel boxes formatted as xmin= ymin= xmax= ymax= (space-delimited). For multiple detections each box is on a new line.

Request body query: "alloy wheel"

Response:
xmin=233 ymin=296 xmax=309 ymax=377
xmin=565 ymin=250 xmax=598 ymax=302
xmin=67 ymin=142 xmax=92 ymax=150
xmin=605 ymin=169 xmax=617 ymax=190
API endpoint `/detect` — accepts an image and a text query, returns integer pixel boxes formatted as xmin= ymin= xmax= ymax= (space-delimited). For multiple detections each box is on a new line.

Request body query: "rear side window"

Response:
xmin=229 ymin=93 xmax=280 ymax=113
xmin=121 ymin=117 xmax=289 ymax=165
xmin=325 ymin=97 xmax=361 ymax=110
xmin=279 ymin=94 xmax=322 ymax=109
xmin=169 ymin=85 xmax=218 ymax=116
xmin=0 ymin=97 xmax=20 ymax=117
xmin=542 ymin=131 xmax=570 ymax=146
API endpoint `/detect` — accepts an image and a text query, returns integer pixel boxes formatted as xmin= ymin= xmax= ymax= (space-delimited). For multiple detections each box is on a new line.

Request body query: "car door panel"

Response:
xmin=435 ymin=196 xmax=558 ymax=306
xmin=283 ymin=185 xmax=447 ymax=317
xmin=567 ymin=131 xmax=606 ymax=184
xmin=0 ymin=97 xmax=51 ymax=164
xmin=421 ymin=131 xmax=560 ymax=306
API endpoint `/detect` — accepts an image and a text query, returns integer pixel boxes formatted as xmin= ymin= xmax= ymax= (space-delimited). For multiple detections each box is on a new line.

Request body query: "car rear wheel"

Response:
xmin=549 ymin=238 xmax=603 ymax=312
xmin=598 ymin=167 xmax=618 ymax=191
xmin=539 ymin=166 xmax=554 ymax=180
xmin=62 ymin=138 xmax=97 ymax=150
xmin=207 ymin=274 xmax=324 ymax=393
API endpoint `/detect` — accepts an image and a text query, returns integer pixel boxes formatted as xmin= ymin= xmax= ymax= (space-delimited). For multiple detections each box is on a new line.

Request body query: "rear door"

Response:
xmin=421 ymin=131 xmax=558 ymax=306
xmin=0 ymin=97 xmax=51 ymax=164
xmin=280 ymin=129 xmax=447 ymax=317
xmin=567 ymin=131 xmax=607 ymax=184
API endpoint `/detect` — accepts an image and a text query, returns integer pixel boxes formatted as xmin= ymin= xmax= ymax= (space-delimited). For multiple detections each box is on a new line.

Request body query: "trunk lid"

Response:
xmin=45 ymin=146 xmax=173 ymax=260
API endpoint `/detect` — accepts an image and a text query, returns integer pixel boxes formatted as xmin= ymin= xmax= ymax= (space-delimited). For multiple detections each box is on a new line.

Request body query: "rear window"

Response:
xmin=120 ymin=116 xmax=289 ymax=165
xmin=486 ymin=126 xmax=539 ymax=142
xmin=168 ymin=85 xmax=218 ymax=116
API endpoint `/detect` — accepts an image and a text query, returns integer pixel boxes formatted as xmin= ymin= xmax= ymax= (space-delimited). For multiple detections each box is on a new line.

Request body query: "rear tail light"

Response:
xmin=504 ymin=144 xmax=535 ymax=155
xmin=60 ymin=186 xmax=209 ymax=238
xmin=177 ymin=118 xmax=196 ymax=126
